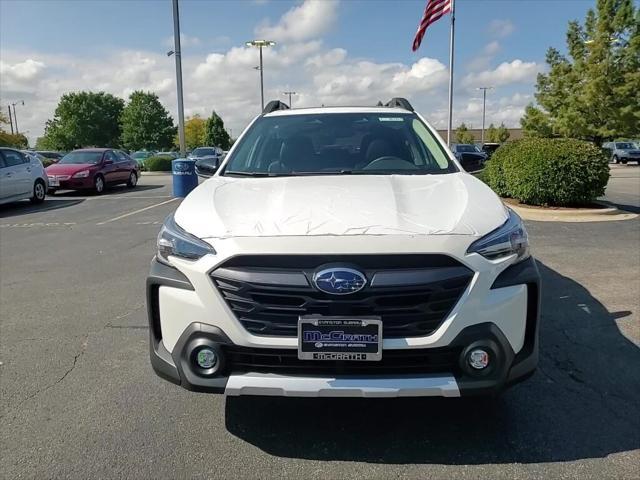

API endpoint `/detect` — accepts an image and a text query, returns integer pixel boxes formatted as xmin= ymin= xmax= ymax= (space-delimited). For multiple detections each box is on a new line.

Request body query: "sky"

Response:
xmin=0 ymin=0 xmax=599 ymax=144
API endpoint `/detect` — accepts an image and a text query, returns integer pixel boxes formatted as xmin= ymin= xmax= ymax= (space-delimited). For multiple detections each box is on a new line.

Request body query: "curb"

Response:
xmin=141 ymin=172 xmax=172 ymax=176
xmin=507 ymin=201 xmax=638 ymax=223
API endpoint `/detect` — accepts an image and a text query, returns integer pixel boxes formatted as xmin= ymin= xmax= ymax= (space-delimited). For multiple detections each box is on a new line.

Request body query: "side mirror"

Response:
xmin=195 ymin=158 xmax=219 ymax=178
xmin=104 ymin=159 xmax=113 ymax=165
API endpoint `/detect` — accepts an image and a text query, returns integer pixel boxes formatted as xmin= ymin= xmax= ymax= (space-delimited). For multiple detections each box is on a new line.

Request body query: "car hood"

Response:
xmin=175 ymin=173 xmax=508 ymax=240
xmin=46 ymin=163 xmax=95 ymax=175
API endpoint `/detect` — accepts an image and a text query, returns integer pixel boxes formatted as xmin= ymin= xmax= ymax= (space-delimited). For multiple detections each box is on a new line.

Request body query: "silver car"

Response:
xmin=602 ymin=141 xmax=640 ymax=164
xmin=0 ymin=148 xmax=48 ymax=205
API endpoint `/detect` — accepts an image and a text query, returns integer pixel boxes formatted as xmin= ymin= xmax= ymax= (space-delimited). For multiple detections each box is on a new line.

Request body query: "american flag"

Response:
xmin=412 ymin=0 xmax=452 ymax=51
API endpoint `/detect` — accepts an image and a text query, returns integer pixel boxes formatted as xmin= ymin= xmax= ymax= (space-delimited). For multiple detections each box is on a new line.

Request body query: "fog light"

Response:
xmin=468 ymin=349 xmax=490 ymax=370
xmin=196 ymin=348 xmax=218 ymax=369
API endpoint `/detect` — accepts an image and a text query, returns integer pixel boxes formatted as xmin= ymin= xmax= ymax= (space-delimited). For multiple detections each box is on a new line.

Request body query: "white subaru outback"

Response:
xmin=147 ymin=98 xmax=540 ymax=398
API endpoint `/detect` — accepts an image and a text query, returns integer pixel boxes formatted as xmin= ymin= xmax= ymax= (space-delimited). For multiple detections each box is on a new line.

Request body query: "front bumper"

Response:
xmin=48 ymin=175 xmax=93 ymax=190
xmin=147 ymin=251 xmax=541 ymax=397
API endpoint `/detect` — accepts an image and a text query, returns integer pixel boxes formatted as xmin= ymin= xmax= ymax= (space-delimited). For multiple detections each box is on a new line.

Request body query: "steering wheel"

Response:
xmin=362 ymin=156 xmax=419 ymax=171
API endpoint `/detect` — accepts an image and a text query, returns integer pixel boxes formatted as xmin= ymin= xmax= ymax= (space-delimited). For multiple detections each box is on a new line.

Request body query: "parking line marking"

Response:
xmin=86 ymin=195 xmax=173 ymax=200
xmin=96 ymin=198 xmax=178 ymax=225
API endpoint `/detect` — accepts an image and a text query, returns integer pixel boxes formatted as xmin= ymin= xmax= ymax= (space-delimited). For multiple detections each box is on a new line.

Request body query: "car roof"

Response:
xmin=263 ymin=106 xmax=412 ymax=117
xmin=71 ymin=148 xmax=111 ymax=152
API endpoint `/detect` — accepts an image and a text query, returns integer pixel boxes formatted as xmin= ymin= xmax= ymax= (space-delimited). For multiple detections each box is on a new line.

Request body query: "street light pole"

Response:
xmin=171 ymin=0 xmax=186 ymax=157
xmin=246 ymin=40 xmax=276 ymax=111
xmin=11 ymin=100 xmax=24 ymax=135
xmin=477 ymin=87 xmax=493 ymax=145
xmin=7 ymin=106 xmax=14 ymax=134
xmin=282 ymin=91 xmax=296 ymax=108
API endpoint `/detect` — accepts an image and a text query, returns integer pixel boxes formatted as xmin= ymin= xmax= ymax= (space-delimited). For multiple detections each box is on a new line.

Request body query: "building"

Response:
xmin=436 ymin=128 xmax=524 ymax=143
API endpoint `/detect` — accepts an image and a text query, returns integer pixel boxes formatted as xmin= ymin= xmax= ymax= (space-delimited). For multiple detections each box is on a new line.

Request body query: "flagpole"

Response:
xmin=447 ymin=0 xmax=455 ymax=146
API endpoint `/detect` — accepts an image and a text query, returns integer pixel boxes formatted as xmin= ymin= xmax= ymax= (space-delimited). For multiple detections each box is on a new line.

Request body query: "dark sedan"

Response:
xmin=451 ymin=144 xmax=487 ymax=172
xmin=45 ymin=148 xmax=140 ymax=194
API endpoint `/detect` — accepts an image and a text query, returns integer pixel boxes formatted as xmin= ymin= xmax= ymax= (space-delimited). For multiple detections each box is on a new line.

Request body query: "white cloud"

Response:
xmin=488 ymin=19 xmax=515 ymax=38
xmin=0 ymin=41 xmax=536 ymax=144
xmin=164 ymin=33 xmax=201 ymax=48
xmin=255 ymin=0 xmax=338 ymax=42
xmin=463 ymin=60 xmax=541 ymax=88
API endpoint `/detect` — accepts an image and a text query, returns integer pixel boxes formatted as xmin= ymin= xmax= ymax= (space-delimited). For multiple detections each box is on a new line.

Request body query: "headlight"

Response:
xmin=72 ymin=170 xmax=90 ymax=178
xmin=467 ymin=209 xmax=529 ymax=262
xmin=157 ymin=213 xmax=215 ymax=265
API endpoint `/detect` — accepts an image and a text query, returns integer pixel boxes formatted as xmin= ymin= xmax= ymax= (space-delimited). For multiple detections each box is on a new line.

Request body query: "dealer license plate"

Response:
xmin=48 ymin=177 xmax=60 ymax=187
xmin=298 ymin=316 xmax=382 ymax=361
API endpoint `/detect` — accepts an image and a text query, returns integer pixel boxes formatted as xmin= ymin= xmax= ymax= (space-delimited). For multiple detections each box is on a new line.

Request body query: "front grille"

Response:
xmin=211 ymin=255 xmax=473 ymax=338
xmin=222 ymin=345 xmax=463 ymax=376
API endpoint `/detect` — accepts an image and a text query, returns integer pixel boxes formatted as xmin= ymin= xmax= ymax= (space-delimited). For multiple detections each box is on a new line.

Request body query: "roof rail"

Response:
xmin=263 ymin=100 xmax=290 ymax=114
xmin=384 ymin=97 xmax=414 ymax=112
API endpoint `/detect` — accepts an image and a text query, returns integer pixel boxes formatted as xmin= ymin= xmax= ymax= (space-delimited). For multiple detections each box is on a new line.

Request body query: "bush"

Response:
xmin=144 ymin=156 xmax=173 ymax=172
xmin=484 ymin=138 xmax=609 ymax=206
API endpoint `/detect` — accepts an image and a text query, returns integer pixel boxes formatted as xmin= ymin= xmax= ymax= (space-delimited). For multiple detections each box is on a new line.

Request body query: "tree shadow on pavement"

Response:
xmin=52 ymin=184 xmax=165 ymax=198
xmin=0 ymin=199 xmax=84 ymax=218
xmin=225 ymin=261 xmax=640 ymax=464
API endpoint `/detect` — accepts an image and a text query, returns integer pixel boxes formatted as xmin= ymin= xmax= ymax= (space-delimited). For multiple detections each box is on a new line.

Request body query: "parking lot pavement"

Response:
xmin=1 ymin=175 xmax=639 ymax=479
xmin=602 ymin=164 xmax=640 ymax=212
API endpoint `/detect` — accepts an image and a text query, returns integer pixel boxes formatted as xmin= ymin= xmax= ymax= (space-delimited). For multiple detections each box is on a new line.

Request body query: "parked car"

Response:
xmin=45 ymin=148 xmax=139 ymax=194
xmin=131 ymin=150 xmax=156 ymax=166
xmin=36 ymin=151 xmax=65 ymax=163
xmin=481 ymin=143 xmax=501 ymax=159
xmin=147 ymin=98 xmax=539 ymax=399
xmin=188 ymin=146 xmax=223 ymax=169
xmin=450 ymin=143 xmax=487 ymax=171
xmin=0 ymin=147 xmax=47 ymax=205
xmin=602 ymin=142 xmax=640 ymax=164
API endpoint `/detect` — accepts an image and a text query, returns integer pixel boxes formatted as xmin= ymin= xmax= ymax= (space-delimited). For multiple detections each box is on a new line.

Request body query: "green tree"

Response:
xmin=120 ymin=91 xmax=176 ymax=151
xmin=525 ymin=0 xmax=639 ymax=144
xmin=455 ymin=123 xmax=475 ymax=144
xmin=181 ymin=115 xmax=206 ymax=150
xmin=34 ymin=136 xmax=54 ymax=150
xmin=204 ymin=111 xmax=232 ymax=150
xmin=496 ymin=122 xmax=510 ymax=143
xmin=485 ymin=123 xmax=498 ymax=143
xmin=43 ymin=91 xmax=125 ymax=150
xmin=521 ymin=104 xmax=555 ymax=138
xmin=0 ymin=111 xmax=28 ymax=148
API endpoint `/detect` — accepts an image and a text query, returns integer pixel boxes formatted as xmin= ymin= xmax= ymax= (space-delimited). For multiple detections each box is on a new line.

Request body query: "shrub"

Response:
xmin=484 ymin=138 xmax=609 ymax=206
xmin=144 ymin=155 xmax=173 ymax=171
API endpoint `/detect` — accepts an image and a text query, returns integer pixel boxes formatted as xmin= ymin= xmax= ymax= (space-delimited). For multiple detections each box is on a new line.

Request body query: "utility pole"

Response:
xmin=7 ymin=106 xmax=14 ymax=134
xmin=169 ymin=0 xmax=186 ymax=157
xmin=477 ymin=86 xmax=493 ymax=145
xmin=11 ymin=100 xmax=24 ymax=135
xmin=282 ymin=91 xmax=296 ymax=108
xmin=246 ymin=40 xmax=276 ymax=111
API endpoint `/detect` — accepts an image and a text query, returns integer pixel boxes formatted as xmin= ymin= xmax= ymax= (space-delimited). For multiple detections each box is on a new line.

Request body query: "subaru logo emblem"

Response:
xmin=174 ymin=162 xmax=189 ymax=172
xmin=313 ymin=267 xmax=367 ymax=295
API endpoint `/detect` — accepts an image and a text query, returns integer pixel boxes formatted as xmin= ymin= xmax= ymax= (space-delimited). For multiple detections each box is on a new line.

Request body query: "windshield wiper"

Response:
xmin=224 ymin=171 xmax=291 ymax=177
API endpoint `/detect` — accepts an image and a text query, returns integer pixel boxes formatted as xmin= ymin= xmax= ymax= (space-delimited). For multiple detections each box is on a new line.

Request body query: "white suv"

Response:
xmin=147 ymin=99 xmax=540 ymax=398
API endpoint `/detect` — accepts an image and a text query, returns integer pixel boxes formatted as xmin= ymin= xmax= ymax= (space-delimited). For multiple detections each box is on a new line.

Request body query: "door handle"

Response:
xmin=5 ymin=172 xmax=13 ymax=177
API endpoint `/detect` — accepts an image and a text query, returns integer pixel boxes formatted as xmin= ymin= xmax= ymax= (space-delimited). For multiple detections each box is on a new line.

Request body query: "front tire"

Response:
xmin=94 ymin=175 xmax=105 ymax=195
xmin=127 ymin=171 xmax=138 ymax=188
xmin=30 ymin=179 xmax=46 ymax=204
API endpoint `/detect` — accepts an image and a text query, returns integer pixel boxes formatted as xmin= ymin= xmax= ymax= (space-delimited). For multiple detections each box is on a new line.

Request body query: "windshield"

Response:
xmin=192 ymin=148 xmax=217 ymax=157
xmin=60 ymin=151 xmax=103 ymax=165
xmin=132 ymin=151 xmax=151 ymax=159
xmin=616 ymin=142 xmax=634 ymax=149
xmin=223 ymin=112 xmax=456 ymax=176
xmin=456 ymin=145 xmax=477 ymax=153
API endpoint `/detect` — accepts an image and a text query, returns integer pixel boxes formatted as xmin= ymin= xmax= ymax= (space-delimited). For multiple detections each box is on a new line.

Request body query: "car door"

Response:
xmin=101 ymin=150 xmax=119 ymax=184
xmin=0 ymin=153 xmax=11 ymax=200
xmin=115 ymin=150 xmax=132 ymax=180
xmin=1 ymin=149 xmax=32 ymax=197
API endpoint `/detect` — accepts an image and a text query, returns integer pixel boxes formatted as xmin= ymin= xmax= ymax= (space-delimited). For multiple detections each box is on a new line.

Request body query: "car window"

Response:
xmin=2 ymin=150 xmax=26 ymax=167
xmin=115 ymin=151 xmax=129 ymax=162
xmin=105 ymin=151 xmax=118 ymax=162
xmin=0 ymin=153 xmax=6 ymax=168
xmin=60 ymin=151 xmax=103 ymax=164
xmin=616 ymin=143 xmax=633 ymax=149
xmin=223 ymin=112 xmax=456 ymax=176
xmin=192 ymin=148 xmax=217 ymax=156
